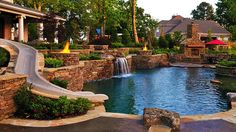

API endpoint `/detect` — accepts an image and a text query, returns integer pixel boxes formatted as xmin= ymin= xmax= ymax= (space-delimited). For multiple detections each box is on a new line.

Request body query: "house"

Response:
xmin=0 ymin=0 xmax=64 ymax=42
xmin=158 ymin=15 xmax=231 ymax=42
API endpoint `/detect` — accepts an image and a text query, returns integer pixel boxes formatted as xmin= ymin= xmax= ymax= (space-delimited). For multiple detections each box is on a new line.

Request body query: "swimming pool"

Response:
xmin=84 ymin=67 xmax=230 ymax=115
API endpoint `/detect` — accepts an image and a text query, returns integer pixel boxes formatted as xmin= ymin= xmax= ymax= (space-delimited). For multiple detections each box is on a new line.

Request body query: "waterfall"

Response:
xmin=115 ymin=58 xmax=130 ymax=75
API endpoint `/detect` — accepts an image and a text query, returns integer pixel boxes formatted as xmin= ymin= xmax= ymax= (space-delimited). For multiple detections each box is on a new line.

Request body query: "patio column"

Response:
xmin=18 ymin=15 xmax=24 ymax=42
xmin=54 ymin=21 xmax=59 ymax=44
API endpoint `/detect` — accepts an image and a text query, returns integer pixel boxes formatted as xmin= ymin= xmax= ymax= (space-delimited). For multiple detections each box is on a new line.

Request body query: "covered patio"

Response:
xmin=0 ymin=1 xmax=64 ymax=43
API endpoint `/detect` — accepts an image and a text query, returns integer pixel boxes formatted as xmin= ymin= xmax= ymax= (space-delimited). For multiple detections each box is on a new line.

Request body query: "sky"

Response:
xmin=137 ymin=0 xmax=218 ymax=20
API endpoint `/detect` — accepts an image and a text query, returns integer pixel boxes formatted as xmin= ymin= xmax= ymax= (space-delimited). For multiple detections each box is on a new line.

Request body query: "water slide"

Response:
xmin=0 ymin=39 xmax=108 ymax=103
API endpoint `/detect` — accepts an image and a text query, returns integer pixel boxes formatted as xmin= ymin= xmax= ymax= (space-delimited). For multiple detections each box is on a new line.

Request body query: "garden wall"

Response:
xmin=132 ymin=54 xmax=169 ymax=70
xmin=38 ymin=49 xmax=92 ymax=55
xmin=0 ymin=74 xmax=27 ymax=121
xmin=43 ymin=59 xmax=114 ymax=90
xmin=81 ymin=59 xmax=114 ymax=83
xmin=43 ymin=65 xmax=84 ymax=91
xmin=216 ymin=65 xmax=236 ymax=77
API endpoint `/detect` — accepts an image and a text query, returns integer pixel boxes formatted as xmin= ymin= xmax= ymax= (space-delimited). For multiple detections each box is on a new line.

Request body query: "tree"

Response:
xmin=216 ymin=0 xmax=236 ymax=40
xmin=158 ymin=36 xmax=168 ymax=48
xmin=191 ymin=2 xmax=215 ymax=20
xmin=166 ymin=34 xmax=174 ymax=49
xmin=130 ymin=0 xmax=139 ymax=43
xmin=172 ymin=31 xmax=184 ymax=47
xmin=216 ymin=0 xmax=236 ymax=28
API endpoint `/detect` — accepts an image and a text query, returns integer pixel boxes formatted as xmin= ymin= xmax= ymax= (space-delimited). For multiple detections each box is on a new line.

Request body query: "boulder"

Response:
xmin=0 ymin=67 xmax=6 ymax=75
xmin=143 ymin=108 xmax=180 ymax=131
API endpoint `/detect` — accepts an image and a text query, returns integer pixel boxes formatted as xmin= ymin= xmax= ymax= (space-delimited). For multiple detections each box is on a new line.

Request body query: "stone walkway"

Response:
xmin=181 ymin=119 xmax=236 ymax=132
xmin=0 ymin=117 xmax=147 ymax=132
xmin=1 ymin=105 xmax=236 ymax=132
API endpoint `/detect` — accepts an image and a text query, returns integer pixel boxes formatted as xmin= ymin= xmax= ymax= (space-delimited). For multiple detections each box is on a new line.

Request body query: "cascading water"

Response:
xmin=114 ymin=58 xmax=130 ymax=75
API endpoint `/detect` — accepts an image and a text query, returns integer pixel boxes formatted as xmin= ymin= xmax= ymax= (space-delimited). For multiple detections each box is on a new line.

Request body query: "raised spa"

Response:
xmin=84 ymin=67 xmax=231 ymax=115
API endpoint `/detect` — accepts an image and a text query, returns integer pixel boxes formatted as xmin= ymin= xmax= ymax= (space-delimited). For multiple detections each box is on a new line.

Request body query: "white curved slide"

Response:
xmin=0 ymin=39 xmax=108 ymax=102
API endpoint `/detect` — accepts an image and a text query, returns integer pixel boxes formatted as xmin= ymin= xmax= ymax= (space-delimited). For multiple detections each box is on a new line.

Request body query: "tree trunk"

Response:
xmin=35 ymin=4 xmax=44 ymax=41
xmin=131 ymin=0 xmax=139 ymax=43
xmin=101 ymin=0 xmax=106 ymax=37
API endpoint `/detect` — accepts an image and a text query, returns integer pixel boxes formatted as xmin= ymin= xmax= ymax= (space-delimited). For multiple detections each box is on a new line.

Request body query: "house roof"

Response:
xmin=0 ymin=1 xmax=65 ymax=21
xmin=159 ymin=15 xmax=231 ymax=36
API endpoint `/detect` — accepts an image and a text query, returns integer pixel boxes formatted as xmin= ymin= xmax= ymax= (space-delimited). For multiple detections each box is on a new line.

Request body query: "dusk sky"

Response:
xmin=137 ymin=0 xmax=218 ymax=20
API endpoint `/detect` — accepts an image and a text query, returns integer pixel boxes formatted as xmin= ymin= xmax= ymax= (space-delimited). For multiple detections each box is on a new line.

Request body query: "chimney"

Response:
xmin=2 ymin=0 xmax=13 ymax=3
xmin=187 ymin=22 xmax=199 ymax=39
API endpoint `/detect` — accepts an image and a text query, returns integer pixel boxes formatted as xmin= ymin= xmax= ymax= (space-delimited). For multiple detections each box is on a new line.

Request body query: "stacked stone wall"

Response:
xmin=43 ymin=65 xmax=83 ymax=91
xmin=132 ymin=54 xmax=169 ymax=69
xmin=0 ymin=74 xmax=27 ymax=120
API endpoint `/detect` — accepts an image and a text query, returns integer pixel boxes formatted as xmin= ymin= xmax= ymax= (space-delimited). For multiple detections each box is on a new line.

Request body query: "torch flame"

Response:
xmin=60 ymin=41 xmax=70 ymax=54
xmin=143 ymin=43 xmax=148 ymax=51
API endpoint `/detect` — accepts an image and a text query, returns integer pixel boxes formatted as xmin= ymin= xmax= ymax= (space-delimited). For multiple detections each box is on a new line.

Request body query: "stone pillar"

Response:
xmin=18 ymin=15 xmax=24 ymax=42
xmin=11 ymin=27 xmax=15 ymax=40
xmin=38 ymin=23 xmax=44 ymax=41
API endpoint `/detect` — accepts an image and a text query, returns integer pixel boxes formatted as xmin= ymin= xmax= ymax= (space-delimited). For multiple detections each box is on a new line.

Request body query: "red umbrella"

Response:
xmin=206 ymin=39 xmax=226 ymax=45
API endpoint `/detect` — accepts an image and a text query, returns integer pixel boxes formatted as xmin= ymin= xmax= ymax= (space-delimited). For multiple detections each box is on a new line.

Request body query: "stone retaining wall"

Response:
xmin=42 ymin=59 xmax=114 ymax=90
xmin=81 ymin=60 xmax=114 ymax=83
xmin=50 ymin=53 xmax=80 ymax=66
xmin=43 ymin=65 xmax=84 ymax=91
xmin=38 ymin=49 xmax=92 ymax=55
xmin=0 ymin=74 xmax=27 ymax=120
xmin=216 ymin=65 xmax=236 ymax=77
xmin=42 ymin=54 xmax=169 ymax=91
xmin=132 ymin=54 xmax=169 ymax=70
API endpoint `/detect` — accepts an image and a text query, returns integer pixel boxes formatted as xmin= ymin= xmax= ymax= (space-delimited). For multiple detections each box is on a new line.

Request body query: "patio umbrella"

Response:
xmin=206 ymin=39 xmax=226 ymax=45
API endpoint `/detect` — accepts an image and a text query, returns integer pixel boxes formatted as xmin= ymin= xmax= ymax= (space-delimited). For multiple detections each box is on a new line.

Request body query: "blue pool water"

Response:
xmin=84 ymin=67 xmax=230 ymax=115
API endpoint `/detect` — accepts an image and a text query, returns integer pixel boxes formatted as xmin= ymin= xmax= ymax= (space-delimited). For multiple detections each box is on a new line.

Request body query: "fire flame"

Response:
xmin=60 ymin=41 xmax=70 ymax=54
xmin=143 ymin=43 xmax=148 ymax=51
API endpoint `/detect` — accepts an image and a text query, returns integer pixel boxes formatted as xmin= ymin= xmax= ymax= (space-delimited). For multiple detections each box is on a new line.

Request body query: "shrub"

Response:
xmin=129 ymin=48 xmax=140 ymax=54
xmin=14 ymin=84 xmax=92 ymax=120
xmin=125 ymin=42 xmax=135 ymax=47
xmin=70 ymin=44 xmax=82 ymax=49
xmin=0 ymin=48 xmax=10 ymax=67
xmin=158 ymin=36 xmax=168 ymax=48
xmin=44 ymin=54 xmax=51 ymax=59
xmin=91 ymin=37 xmax=111 ymax=45
xmin=218 ymin=61 xmax=236 ymax=67
xmin=45 ymin=58 xmax=64 ymax=68
xmin=111 ymin=42 xmax=125 ymax=48
xmin=28 ymin=42 xmax=64 ymax=50
xmin=79 ymin=53 xmax=101 ymax=60
xmin=153 ymin=48 xmax=182 ymax=54
xmin=152 ymin=37 xmax=159 ymax=48
xmin=50 ymin=78 xmax=68 ymax=89
xmin=135 ymin=43 xmax=144 ymax=48
xmin=14 ymin=84 xmax=33 ymax=117
xmin=122 ymin=29 xmax=132 ymax=44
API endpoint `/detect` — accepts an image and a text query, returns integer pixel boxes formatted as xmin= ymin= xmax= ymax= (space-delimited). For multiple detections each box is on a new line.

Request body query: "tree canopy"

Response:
xmin=216 ymin=0 xmax=236 ymax=40
xmin=191 ymin=2 xmax=215 ymax=20
xmin=14 ymin=0 xmax=158 ymax=44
